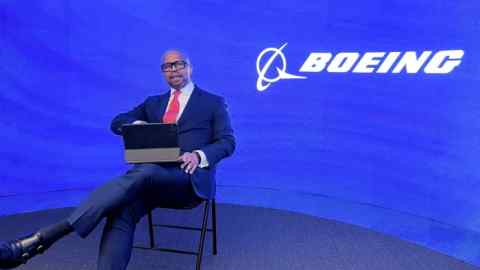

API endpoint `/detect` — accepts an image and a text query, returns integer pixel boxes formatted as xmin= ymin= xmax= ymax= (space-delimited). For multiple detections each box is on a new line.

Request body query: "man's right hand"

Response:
xmin=132 ymin=120 xmax=148 ymax=125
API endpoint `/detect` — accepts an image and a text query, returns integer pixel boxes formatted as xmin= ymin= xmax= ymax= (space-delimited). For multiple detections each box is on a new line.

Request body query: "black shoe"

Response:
xmin=0 ymin=233 xmax=47 ymax=269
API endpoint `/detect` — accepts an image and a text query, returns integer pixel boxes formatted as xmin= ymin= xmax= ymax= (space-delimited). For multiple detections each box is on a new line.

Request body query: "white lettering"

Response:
xmin=392 ymin=51 xmax=432 ymax=73
xmin=424 ymin=50 xmax=464 ymax=74
xmin=299 ymin=53 xmax=332 ymax=72
xmin=353 ymin=52 xmax=386 ymax=73
xmin=377 ymin=52 xmax=401 ymax=73
xmin=327 ymin=52 xmax=360 ymax=73
xmin=256 ymin=45 xmax=465 ymax=91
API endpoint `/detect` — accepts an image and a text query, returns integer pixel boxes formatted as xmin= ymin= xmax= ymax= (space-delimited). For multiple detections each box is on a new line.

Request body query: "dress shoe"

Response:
xmin=0 ymin=233 xmax=47 ymax=269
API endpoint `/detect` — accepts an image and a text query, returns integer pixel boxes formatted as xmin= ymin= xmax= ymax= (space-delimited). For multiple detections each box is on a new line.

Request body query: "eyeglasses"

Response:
xmin=161 ymin=60 xmax=188 ymax=72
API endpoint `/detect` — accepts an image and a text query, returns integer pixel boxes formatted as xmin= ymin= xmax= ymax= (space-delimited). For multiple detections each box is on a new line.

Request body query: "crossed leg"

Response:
xmin=0 ymin=163 xmax=200 ymax=270
xmin=95 ymin=163 xmax=200 ymax=270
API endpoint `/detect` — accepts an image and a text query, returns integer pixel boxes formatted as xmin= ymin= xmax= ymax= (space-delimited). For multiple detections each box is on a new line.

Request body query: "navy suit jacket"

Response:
xmin=110 ymin=85 xmax=235 ymax=199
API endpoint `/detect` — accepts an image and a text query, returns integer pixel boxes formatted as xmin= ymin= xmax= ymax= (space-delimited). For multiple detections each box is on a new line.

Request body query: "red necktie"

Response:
xmin=162 ymin=90 xmax=182 ymax=123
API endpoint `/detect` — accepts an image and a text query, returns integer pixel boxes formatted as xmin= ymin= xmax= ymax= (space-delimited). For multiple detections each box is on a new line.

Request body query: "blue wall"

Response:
xmin=1 ymin=0 xmax=479 ymax=265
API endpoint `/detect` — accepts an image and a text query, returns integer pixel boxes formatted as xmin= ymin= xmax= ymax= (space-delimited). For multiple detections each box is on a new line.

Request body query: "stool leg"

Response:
xmin=147 ymin=210 xmax=155 ymax=248
xmin=196 ymin=201 xmax=210 ymax=270
xmin=212 ymin=199 xmax=218 ymax=255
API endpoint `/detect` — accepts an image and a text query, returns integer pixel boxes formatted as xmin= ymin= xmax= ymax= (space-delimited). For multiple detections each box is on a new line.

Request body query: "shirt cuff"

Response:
xmin=194 ymin=150 xmax=209 ymax=168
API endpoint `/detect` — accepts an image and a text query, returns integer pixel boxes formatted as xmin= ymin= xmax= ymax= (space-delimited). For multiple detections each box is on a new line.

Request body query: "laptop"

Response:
xmin=121 ymin=123 xmax=180 ymax=163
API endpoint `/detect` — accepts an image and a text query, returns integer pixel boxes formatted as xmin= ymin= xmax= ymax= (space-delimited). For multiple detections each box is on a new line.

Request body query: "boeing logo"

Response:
xmin=256 ymin=43 xmax=307 ymax=91
xmin=256 ymin=43 xmax=464 ymax=91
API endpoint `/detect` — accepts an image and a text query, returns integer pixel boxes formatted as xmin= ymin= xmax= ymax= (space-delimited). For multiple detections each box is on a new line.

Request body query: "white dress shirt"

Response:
xmin=166 ymin=81 xmax=209 ymax=168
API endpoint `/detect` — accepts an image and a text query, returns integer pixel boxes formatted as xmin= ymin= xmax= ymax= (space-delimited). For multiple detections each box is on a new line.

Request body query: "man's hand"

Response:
xmin=178 ymin=152 xmax=200 ymax=174
xmin=132 ymin=120 xmax=148 ymax=125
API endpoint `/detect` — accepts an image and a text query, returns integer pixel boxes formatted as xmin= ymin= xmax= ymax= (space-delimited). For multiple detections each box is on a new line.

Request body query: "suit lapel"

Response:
xmin=178 ymin=86 xmax=201 ymax=125
xmin=157 ymin=92 xmax=171 ymax=123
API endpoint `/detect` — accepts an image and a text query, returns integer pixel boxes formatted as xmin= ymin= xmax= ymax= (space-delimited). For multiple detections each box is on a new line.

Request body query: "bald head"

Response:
xmin=162 ymin=50 xmax=191 ymax=65
xmin=161 ymin=50 xmax=192 ymax=90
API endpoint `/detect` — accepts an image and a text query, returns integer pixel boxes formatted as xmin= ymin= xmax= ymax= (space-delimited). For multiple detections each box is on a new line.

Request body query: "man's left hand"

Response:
xmin=178 ymin=152 xmax=199 ymax=174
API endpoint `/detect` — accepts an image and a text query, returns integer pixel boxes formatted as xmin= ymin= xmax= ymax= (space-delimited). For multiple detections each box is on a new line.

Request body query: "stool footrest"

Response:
xmin=134 ymin=199 xmax=217 ymax=270
xmin=154 ymin=224 xmax=213 ymax=232
xmin=133 ymin=245 xmax=198 ymax=256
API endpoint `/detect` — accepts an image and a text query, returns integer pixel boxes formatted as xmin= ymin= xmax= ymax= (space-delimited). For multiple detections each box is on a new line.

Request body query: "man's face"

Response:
xmin=162 ymin=51 xmax=192 ymax=90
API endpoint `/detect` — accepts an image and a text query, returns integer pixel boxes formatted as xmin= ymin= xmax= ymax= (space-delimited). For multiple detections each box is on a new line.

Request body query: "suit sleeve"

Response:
xmin=200 ymin=97 xmax=236 ymax=166
xmin=110 ymin=98 xmax=149 ymax=135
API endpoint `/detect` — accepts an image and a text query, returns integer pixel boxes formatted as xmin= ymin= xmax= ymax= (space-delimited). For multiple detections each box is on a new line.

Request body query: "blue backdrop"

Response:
xmin=1 ymin=0 xmax=479 ymax=265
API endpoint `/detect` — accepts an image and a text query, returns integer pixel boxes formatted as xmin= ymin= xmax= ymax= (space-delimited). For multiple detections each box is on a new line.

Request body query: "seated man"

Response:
xmin=0 ymin=50 xmax=235 ymax=270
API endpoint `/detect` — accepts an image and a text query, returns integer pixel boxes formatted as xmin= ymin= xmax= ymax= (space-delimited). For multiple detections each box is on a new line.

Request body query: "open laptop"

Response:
xmin=121 ymin=123 xmax=180 ymax=163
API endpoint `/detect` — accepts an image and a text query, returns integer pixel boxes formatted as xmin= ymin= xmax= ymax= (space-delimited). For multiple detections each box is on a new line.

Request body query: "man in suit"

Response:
xmin=0 ymin=50 xmax=235 ymax=270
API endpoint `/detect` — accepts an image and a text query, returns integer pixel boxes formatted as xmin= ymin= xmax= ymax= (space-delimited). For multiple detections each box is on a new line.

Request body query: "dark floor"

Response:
xmin=0 ymin=204 xmax=478 ymax=270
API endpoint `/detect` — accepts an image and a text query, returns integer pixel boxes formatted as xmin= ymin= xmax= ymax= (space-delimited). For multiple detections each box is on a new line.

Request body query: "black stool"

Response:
xmin=134 ymin=199 xmax=217 ymax=270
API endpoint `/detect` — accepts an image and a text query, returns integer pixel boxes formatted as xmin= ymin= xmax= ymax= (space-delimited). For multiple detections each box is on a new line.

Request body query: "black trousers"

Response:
xmin=67 ymin=163 xmax=200 ymax=270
